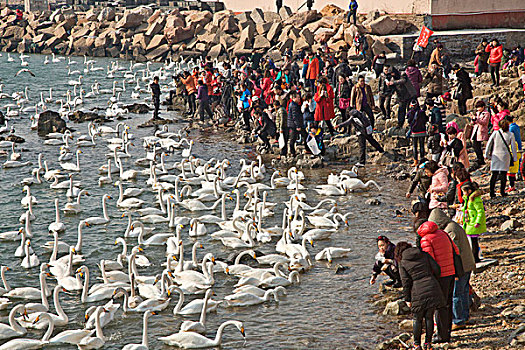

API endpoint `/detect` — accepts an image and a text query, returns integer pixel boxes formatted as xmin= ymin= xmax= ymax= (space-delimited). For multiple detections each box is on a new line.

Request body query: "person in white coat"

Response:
xmin=485 ymin=118 xmax=517 ymax=198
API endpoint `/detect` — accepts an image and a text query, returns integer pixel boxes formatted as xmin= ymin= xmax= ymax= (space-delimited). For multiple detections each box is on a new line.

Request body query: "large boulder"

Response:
xmin=250 ymin=8 xmax=265 ymax=24
xmin=165 ymin=26 xmax=195 ymax=44
xmin=253 ymin=35 xmax=271 ymax=50
xmin=220 ymin=15 xmax=238 ymax=34
xmin=183 ymin=10 xmax=212 ymax=28
xmin=278 ymin=6 xmax=293 ymax=20
xmin=97 ymin=7 xmax=115 ymax=22
xmin=371 ymin=39 xmax=393 ymax=55
xmin=146 ymin=44 xmax=169 ymax=61
xmin=37 ymin=111 xmax=67 ymax=136
xmin=284 ymin=10 xmax=321 ymax=27
xmin=116 ymin=11 xmax=144 ymax=29
xmin=264 ymin=11 xmax=281 ymax=22
xmin=266 ymin=22 xmax=283 ymax=43
xmin=367 ymin=16 xmax=398 ymax=36
xmin=146 ymin=34 xmax=166 ymax=51
xmin=320 ymin=4 xmax=345 ymax=17
xmin=145 ymin=18 xmax=165 ymax=37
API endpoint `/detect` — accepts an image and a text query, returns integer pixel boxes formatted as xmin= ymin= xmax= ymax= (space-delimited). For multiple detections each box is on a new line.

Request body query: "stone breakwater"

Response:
xmin=0 ymin=4 xmax=416 ymax=63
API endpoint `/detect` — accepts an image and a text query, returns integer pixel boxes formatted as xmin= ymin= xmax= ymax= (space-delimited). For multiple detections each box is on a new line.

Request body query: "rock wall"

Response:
xmin=0 ymin=5 xmax=416 ymax=63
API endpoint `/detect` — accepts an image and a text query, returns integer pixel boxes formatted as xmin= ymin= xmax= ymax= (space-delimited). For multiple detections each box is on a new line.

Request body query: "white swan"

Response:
xmin=60 ymin=150 xmax=82 ymax=172
xmin=21 ymin=240 xmax=40 ymax=269
xmin=63 ymin=189 xmax=88 ymax=215
xmin=85 ymin=194 xmax=111 ymax=225
xmin=48 ymin=198 xmax=66 ymax=233
xmin=224 ymin=288 xmax=282 ymax=307
xmin=78 ymin=306 xmax=105 ymax=349
xmin=122 ymin=310 xmax=156 ymax=350
xmin=0 ymin=304 xmax=27 ymax=340
xmin=17 ymin=285 xmax=68 ymax=329
xmin=159 ymin=320 xmax=245 ymax=348
xmin=179 ymin=289 xmax=211 ymax=334
xmin=315 ymin=247 xmax=352 ymax=262
xmin=174 ymin=289 xmax=219 ymax=316
xmin=307 ymin=213 xmax=348 ymax=228
xmin=0 ymin=311 xmax=54 ymax=349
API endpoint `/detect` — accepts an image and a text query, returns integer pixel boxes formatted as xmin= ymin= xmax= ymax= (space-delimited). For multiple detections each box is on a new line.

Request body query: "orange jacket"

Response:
xmin=485 ymin=44 xmax=503 ymax=64
xmin=181 ymin=75 xmax=197 ymax=94
xmin=306 ymin=57 xmax=319 ymax=80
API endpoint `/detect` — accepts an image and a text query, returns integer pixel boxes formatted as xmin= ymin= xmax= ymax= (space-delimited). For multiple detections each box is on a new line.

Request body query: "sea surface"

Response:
xmin=0 ymin=53 xmax=413 ymax=349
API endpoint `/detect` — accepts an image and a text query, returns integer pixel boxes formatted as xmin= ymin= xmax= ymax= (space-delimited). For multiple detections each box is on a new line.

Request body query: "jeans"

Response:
xmin=360 ymin=104 xmax=375 ymax=130
xmin=472 ymin=140 xmax=485 ymax=165
xmin=452 ymin=271 xmax=471 ymax=325
xmin=490 ymin=62 xmax=501 ymax=86
xmin=436 ymin=275 xmax=454 ymax=342
xmin=288 ymin=128 xmax=307 ymax=156
xmin=489 ymin=170 xmax=507 ymax=197
xmin=153 ymin=97 xmax=160 ymax=119
xmin=358 ymin=132 xmax=384 ymax=164
xmin=347 ymin=11 xmax=357 ymax=25
xmin=397 ymin=99 xmax=408 ymax=127
xmin=412 ymin=136 xmax=426 ymax=160
xmin=469 ymin=236 xmax=480 ymax=263
xmin=198 ymin=100 xmax=212 ymax=122
xmin=187 ymin=92 xmax=196 ymax=114
xmin=242 ymin=109 xmax=252 ymax=131
xmin=379 ymin=94 xmax=392 ymax=119
xmin=413 ymin=308 xmax=435 ymax=346
xmin=457 ymin=98 xmax=468 ymax=115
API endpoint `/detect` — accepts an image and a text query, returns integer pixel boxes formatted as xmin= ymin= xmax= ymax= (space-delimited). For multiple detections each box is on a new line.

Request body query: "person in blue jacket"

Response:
xmin=347 ymin=0 xmax=358 ymax=25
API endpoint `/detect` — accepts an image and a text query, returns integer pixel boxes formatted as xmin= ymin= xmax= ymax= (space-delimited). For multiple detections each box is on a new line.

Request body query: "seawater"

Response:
xmin=0 ymin=54 xmax=412 ymax=349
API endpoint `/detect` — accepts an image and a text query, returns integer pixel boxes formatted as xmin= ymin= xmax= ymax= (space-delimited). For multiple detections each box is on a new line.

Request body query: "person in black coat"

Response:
xmin=453 ymin=64 xmax=473 ymax=115
xmin=335 ymin=74 xmax=352 ymax=134
xmin=331 ymin=58 xmax=353 ymax=87
xmin=287 ymin=91 xmax=307 ymax=156
xmin=370 ymin=235 xmax=401 ymax=287
xmin=407 ymin=100 xmax=429 ymax=165
xmin=150 ymin=76 xmax=161 ymax=119
xmin=395 ymin=242 xmax=446 ymax=350
xmin=253 ymin=108 xmax=276 ymax=150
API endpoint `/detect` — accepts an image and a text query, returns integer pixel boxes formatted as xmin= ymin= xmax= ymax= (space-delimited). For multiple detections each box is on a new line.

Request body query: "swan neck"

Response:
xmin=142 ymin=312 xmax=150 ymax=346
xmin=1 ymin=268 xmax=10 ymax=292
xmin=42 ymin=315 xmax=55 ymax=341
xmin=81 ymin=267 xmax=89 ymax=303
xmin=75 ymin=223 xmax=83 ymax=252
xmin=102 ymin=195 xmax=109 ymax=220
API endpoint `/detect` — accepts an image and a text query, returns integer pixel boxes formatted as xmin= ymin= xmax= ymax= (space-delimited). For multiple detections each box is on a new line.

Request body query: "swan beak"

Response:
xmin=225 ymin=267 xmax=229 ymax=274
xmin=46 ymin=272 xmax=52 ymax=277
xmin=5 ymin=267 xmax=9 ymax=271
xmin=85 ymin=314 xmax=89 ymax=321
xmin=84 ymin=222 xmax=90 ymax=227
xmin=252 ymin=253 xmax=257 ymax=259
xmin=240 ymin=327 xmax=245 ymax=337
xmin=121 ymin=213 xmax=126 ymax=218
xmin=151 ymin=311 xmax=157 ymax=315
xmin=211 ymin=256 xmax=215 ymax=263
xmin=107 ymin=195 xmax=112 ymax=199
xmin=309 ymin=239 xmax=315 ymax=247
xmin=199 ymin=244 xmax=204 ymax=249
xmin=71 ymin=248 xmax=76 ymax=254
xmin=328 ymin=259 xmax=332 ymax=263
xmin=114 ymin=240 xmax=118 ymax=245
xmin=345 ymin=220 xmax=349 ymax=225
xmin=18 ymin=228 xmax=23 ymax=234
xmin=179 ymin=224 xmax=184 ymax=229
xmin=167 ymin=289 xmax=171 ymax=297
xmin=130 ymin=225 xmax=134 ymax=230
xmin=138 ymin=247 xmax=144 ymax=252
xmin=32 ymin=315 xmax=40 ymax=324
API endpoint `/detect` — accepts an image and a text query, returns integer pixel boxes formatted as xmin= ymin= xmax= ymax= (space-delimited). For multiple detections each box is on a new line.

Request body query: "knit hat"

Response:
xmin=441 ymin=92 xmax=452 ymax=101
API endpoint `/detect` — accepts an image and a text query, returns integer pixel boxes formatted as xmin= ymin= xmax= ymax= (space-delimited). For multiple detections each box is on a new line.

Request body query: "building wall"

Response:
xmin=430 ymin=0 xmax=524 ymax=14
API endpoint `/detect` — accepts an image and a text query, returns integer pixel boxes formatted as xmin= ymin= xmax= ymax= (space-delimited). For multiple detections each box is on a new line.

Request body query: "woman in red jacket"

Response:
xmin=314 ymin=76 xmax=336 ymax=137
xmin=485 ymin=38 xmax=503 ymax=87
xmin=417 ymin=221 xmax=459 ymax=344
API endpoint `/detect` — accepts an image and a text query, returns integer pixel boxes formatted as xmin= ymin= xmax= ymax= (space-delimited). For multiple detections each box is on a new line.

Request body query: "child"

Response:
xmin=301 ymin=92 xmax=316 ymax=130
xmin=461 ymin=181 xmax=486 ymax=263
xmin=370 ymin=236 xmax=402 ymax=288
xmin=442 ymin=126 xmax=464 ymax=167
xmin=427 ymin=124 xmax=444 ymax=162
xmin=507 ymin=115 xmax=522 ymax=192
xmin=305 ymin=123 xmax=325 ymax=156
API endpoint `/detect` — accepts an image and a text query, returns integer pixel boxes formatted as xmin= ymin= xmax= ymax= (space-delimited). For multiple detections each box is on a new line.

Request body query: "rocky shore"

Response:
xmin=0 ymin=4 xmax=415 ymax=62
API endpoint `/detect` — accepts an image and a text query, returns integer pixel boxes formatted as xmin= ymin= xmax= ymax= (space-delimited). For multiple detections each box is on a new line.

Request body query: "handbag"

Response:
xmin=497 ymin=130 xmax=515 ymax=168
xmin=278 ymin=133 xmax=286 ymax=149
xmin=445 ymin=233 xmax=465 ymax=278
xmin=339 ymin=97 xmax=351 ymax=110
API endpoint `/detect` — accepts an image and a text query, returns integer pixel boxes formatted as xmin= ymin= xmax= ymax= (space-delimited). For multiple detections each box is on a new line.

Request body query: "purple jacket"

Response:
xmin=405 ymin=66 xmax=423 ymax=97
xmin=196 ymin=85 xmax=209 ymax=102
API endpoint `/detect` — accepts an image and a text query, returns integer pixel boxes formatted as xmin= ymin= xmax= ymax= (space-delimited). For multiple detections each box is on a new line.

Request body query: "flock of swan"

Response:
xmin=0 ymin=53 xmax=381 ymax=349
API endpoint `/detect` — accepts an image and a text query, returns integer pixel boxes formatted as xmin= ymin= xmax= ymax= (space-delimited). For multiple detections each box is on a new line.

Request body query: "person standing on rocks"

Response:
xmin=370 ymin=235 xmax=402 ymax=288
xmin=196 ymin=79 xmax=212 ymax=123
xmin=239 ymin=83 xmax=252 ymax=131
xmin=407 ymin=100 xmax=428 ymax=166
xmin=336 ymin=109 xmax=384 ymax=167
xmin=475 ymin=39 xmax=490 ymax=76
xmin=350 ymin=75 xmax=375 ymax=129
xmin=181 ymin=71 xmax=197 ymax=116
xmin=428 ymin=43 xmax=443 ymax=70
xmin=378 ymin=66 xmax=395 ymax=120
xmin=486 ymin=39 xmax=503 ymax=87
xmin=150 ymin=76 xmax=161 ymax=120
xmin=405 ymin=59 xmax=423 ymax=98
xmin=273 ymin=100 xmax=288 ymax=158
xmin=416 ymin=221 xmax=459 ymax=344
xmin=461 ymin=181 xmax=486 ymax=265
xmin=305 ymin=51 xmax=319 ymax=91
xmin=347 ymin=0 xmax=358 ymax=25
xmin=372 ymin=51 xmax=387 ymax=78
xmin=470 ymin=100 xmax=490 ymax=167
xmin=423 ymin=62 xmax=444 ymax=100
xmin=335 ymin=74 xmax=351 ymax=133
xmin=453 ymin=64 xmax=473 ymax=116
xmin=389 ymin=68 xmax=417 ymax=128
xmin=490 ymin=99 xmax=510 ymax=131
xmin=506 ymin=115 xmax=522 ymax=192
xmin=395 ymin=241 xmax=445 ymax=350
xmin=423 ymin=161 xmax=449 ymax=210
xmin=485 ymin=118 xmax=517 ymax=198
xmin=314 ymin=76 xmax=337 ymax=137
xmin=287 ymin=91 xmax=306 ymax=157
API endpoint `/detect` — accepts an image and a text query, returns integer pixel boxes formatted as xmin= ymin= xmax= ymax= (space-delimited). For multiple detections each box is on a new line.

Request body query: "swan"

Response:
xmin=43 ymin=160 xmax=61 ymax=180
xmin=260 ymin=271 xmax=300 ymax=288
xmin=0 ymin=312 xmax=55 ymax=350
xmin=174 ymin=289 xmax=219 ymax=316
xmin=113 ymin=286 xmax=173 ymax=313
xmin=0 ymin=304 xmax=27 ymax=340
xmin=17 ymin=286 xmax=68 ymax=329
xmin=302 ymin=228 xmax=336 ymax=241
xmin=189 ymin=218 xmax=207 ymax=237
xmin=179 ymin=290 xmax=211 ymax=334
xmin=0 ymin=298 xmax=9 ymax=310
xmin=98 ymin=160 xmax=113 ymax=186
xmin=85 ymin=299 xmax=120 ymax=330
xmin=342 ymin=178 xmax=381 ymax=191
xmin=63 ymin=189 xmax=88 ymax=215
xmin=314 ymin=184 xmax=347 ymax=196
xmin=132 ymin=221 xmax=172 ymax=246
xmin=4 ymin=270 xmax=51 ymax=300
xmin=22 ymin=240 xmax=40 ymax=269
xmin=224 ymin=288 xmax=282 ymax=307
xmin=83 ymin=194 xmax=110 ymax=225
xmin=61 ymin=150 xmax=81 ymax=171
xmin=159 ymin=320 xmax=245 ymax=348
xmin=21 ymin=185 xmax=38 ymax=208
xmin=0 ymin=266 xmax=11 ymax=296
xmin=315 ymin=247 xmax=352 ymax=262
xmin=0 ymin=227 xmax=23 ymax=241
xmin=78 ymin=306 xmax=105 ymax=349
xmin=50 ymin=174 xmax=77 ymax=190
xmin=122 ymin=310 xmax=156 ymax=350
xmin=101 ymin=238 xmax=126 ymax=271
xmin=172 ymin=254 xmax=214 ymax=290
xmin=116 ymin=181 xmax=144 ymax=209
xmin=307 ymin=213 xmax=348 ymax=228
xmin=48 ymin=199 xmax=66 ymax=233
xmin=118 ymin=159 xmax=138 ymax=180
xmin=76 ymin=266 xmax=116 ymax=303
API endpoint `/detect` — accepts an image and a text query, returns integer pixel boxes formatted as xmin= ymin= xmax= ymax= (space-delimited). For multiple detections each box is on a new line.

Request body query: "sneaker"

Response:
xmin=505 ymin=186 xmax=515 ymax=193
xmin=355 ymin=162 xmax=365 ymax=167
